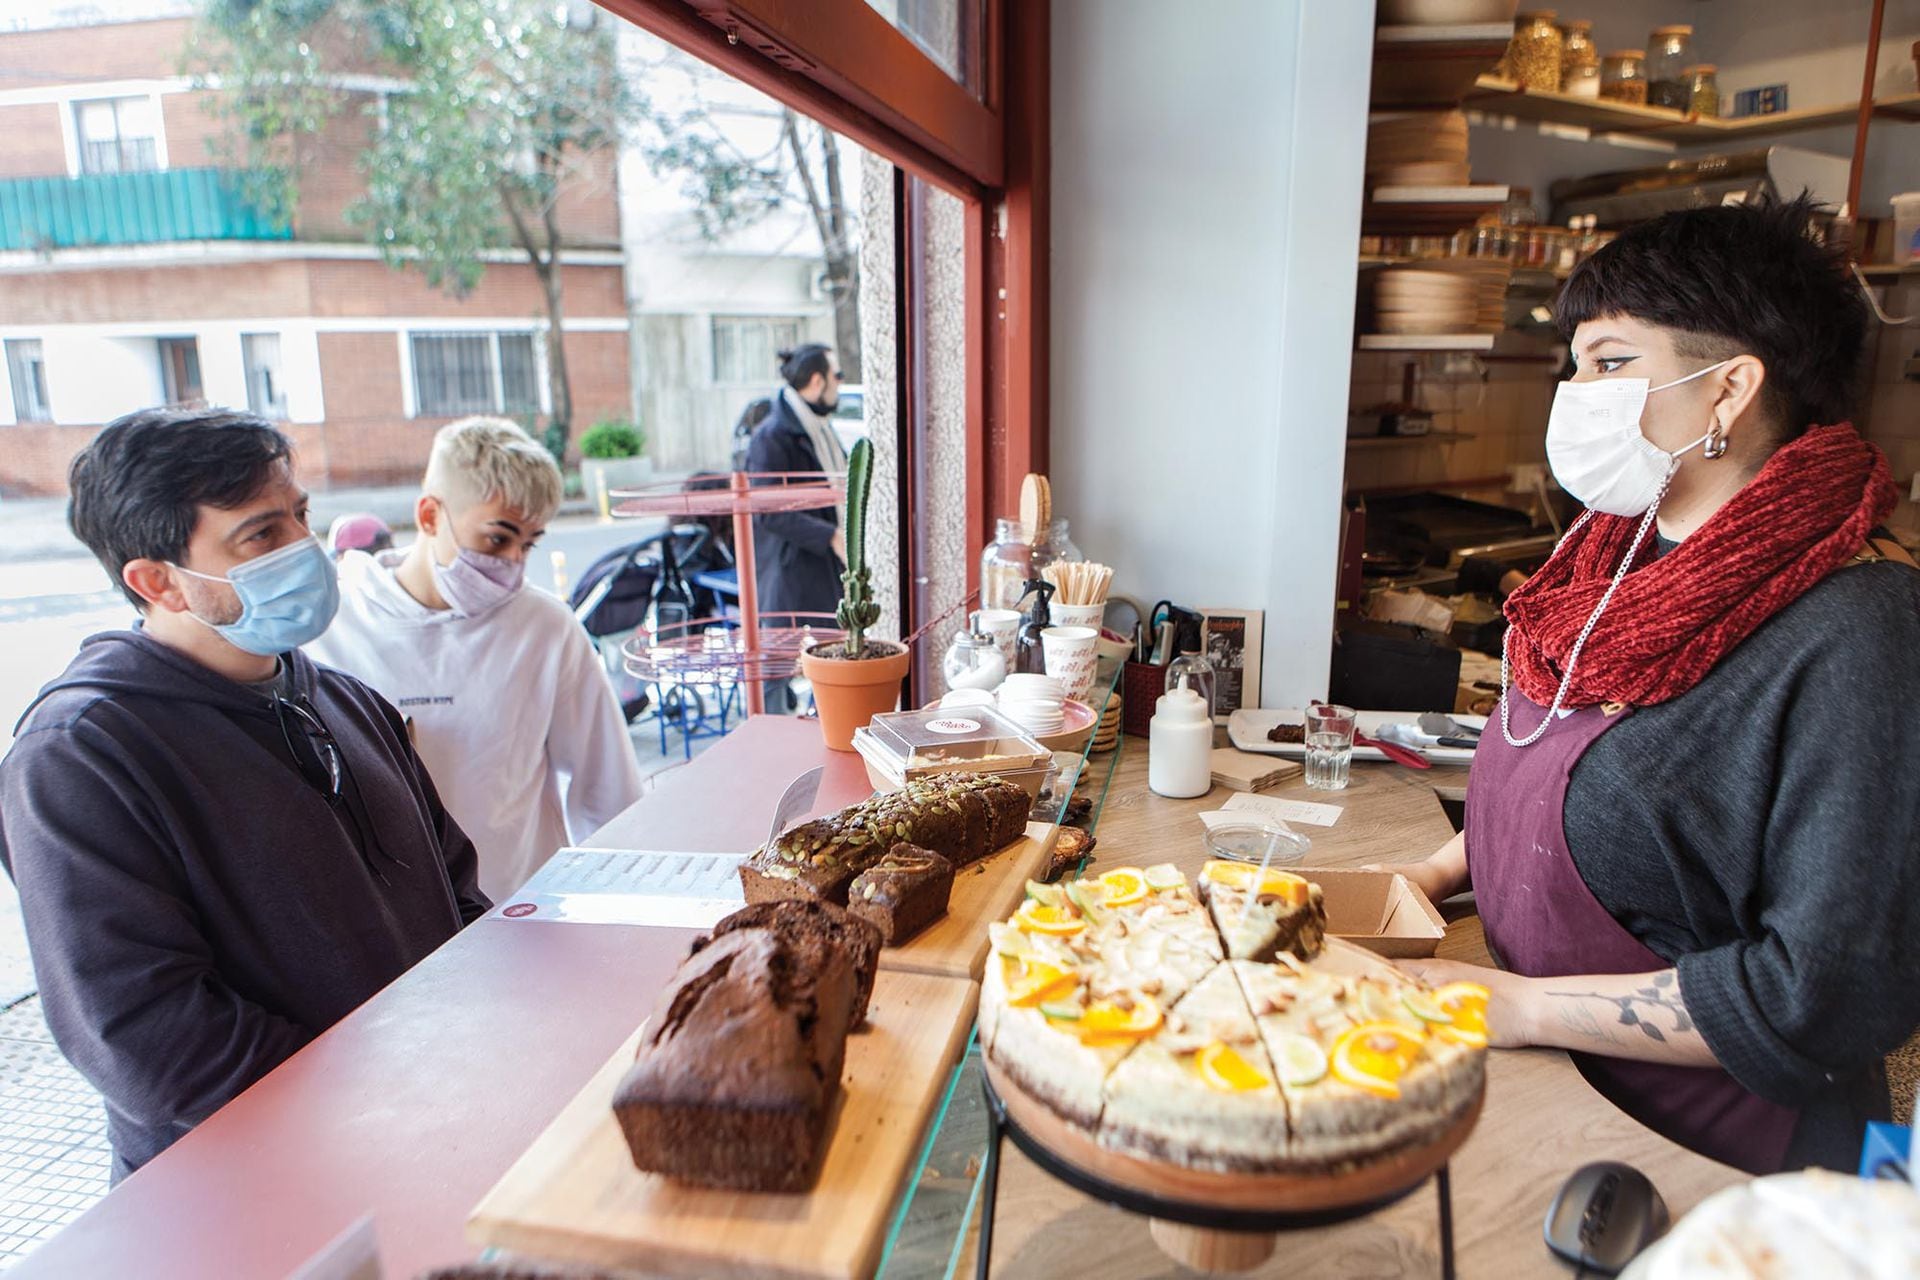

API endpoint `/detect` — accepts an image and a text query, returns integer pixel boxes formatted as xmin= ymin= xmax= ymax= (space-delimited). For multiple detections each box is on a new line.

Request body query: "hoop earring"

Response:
xmin=1703 ymin=424 xmax=1729 ymax=460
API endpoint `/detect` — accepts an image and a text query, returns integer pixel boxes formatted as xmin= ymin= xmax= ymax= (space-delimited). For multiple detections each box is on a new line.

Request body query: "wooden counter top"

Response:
xmin=8 ymin=718 xmax=1741 ymax=1279
xmin=955 ymin=742 xmax=1744 ymax=1277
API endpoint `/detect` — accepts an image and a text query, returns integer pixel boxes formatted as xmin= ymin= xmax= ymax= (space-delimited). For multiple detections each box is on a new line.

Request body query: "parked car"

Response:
xmin=832 ymin=384 xmax=866 ymax=452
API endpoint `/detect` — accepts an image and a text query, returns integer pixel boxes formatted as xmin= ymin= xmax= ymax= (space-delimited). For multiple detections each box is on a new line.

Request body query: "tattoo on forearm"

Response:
xmin=1546 ymin=970 xmax=1693 ymax=1045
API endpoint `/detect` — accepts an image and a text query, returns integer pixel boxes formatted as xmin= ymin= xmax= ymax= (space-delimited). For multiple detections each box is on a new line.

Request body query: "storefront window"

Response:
xmin=408 ymin=331 xmax=542 ymax=418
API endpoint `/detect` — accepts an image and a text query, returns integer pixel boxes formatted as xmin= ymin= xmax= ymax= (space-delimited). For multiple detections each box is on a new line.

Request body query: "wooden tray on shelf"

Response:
xmin=469 ymin=968 xmax=980 ymax=1280
xmin=879 ymin=820 xmax=1059 ymax=980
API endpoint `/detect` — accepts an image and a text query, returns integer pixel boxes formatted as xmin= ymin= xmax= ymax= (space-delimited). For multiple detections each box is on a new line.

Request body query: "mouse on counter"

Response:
xmin=1545 ymin=1161 xmax=1670 ymax=1276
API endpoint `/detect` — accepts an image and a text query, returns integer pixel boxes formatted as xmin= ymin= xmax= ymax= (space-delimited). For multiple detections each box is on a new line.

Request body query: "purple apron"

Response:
xmin=1466 ymin=689 xmax=1798 ymax=1174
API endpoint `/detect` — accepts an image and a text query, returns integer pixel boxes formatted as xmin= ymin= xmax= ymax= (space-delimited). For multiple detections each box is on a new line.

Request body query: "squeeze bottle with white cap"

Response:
xmin=1149 ymin=676 xmax=1213 ymax=799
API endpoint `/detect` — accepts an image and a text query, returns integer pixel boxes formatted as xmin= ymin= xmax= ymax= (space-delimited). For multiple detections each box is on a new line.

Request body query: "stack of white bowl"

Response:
xmin=997 ymin=673 xmax=1066 ymax=737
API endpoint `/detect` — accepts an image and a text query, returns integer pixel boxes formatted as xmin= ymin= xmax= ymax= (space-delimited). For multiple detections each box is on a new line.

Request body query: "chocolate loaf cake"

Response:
xmin=699 ymin=898 xmax=883 ymax=1025
xmin=847 ymin=844 xmax=954 ymax=945
xmin=740 ymin=774 xmax=1030 ymax=906
xmin=613 ymin=928 xmax=856 ymax=1192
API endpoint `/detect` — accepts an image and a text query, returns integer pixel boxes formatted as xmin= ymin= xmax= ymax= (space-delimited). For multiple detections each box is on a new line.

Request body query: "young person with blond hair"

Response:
xmin=309 ymin=416 xmax=642 ymax=899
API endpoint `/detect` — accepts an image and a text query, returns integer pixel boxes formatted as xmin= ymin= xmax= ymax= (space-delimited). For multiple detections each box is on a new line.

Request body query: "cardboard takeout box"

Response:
xmin=1294 ymin=867 xmax=1447 ymax=959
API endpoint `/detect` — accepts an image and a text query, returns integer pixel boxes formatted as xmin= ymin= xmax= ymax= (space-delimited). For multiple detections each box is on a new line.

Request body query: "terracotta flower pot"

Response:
xmin=801 ymin=640 xmax=911 ymax=751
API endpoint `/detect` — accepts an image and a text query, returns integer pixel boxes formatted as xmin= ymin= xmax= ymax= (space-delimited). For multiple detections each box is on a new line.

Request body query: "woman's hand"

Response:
xmin=1398 ymin=958 xmax=1534 ymax=1048
xmin=1363 ymin=831 xmax=1468 ymax=904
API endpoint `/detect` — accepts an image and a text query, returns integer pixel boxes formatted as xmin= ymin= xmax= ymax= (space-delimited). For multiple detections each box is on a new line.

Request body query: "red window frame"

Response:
xmin=593 ymin=0 xmax=1048 ymax=615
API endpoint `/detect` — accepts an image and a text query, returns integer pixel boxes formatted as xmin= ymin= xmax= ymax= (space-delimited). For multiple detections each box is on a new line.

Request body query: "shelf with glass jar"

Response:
xmin=1467 ymin=75 xmax=1920 ymax=145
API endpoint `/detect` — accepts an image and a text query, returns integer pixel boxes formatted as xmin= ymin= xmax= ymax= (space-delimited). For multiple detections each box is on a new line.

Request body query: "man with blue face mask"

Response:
xmin=307 ymin=416 xmax=642 ymax=900
xmin=0 ymin=407 xmax=490 ymax=1181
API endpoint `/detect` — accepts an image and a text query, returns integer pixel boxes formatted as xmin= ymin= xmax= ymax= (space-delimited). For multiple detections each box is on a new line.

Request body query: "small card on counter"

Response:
xmin=1209 ymin=747 xmax=1303 ymax=793
xmin=1221 ymin=791 xmax=1343 ymax=827
xmin=490 ymin=847 xmax=747 ymax=929
xmin=1197 ymin=808 xmax=1298 ymax=835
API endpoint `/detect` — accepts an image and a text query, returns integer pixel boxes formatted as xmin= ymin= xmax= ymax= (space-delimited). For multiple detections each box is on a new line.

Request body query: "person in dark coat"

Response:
xmin=742 ymin=343 xmax=849 ymax=618
xmin=0 ymin=408 xmax=488 ymax=1181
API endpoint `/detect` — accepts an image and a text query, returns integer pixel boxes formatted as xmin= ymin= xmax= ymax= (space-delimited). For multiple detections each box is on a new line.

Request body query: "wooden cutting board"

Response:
xmin=879 ymin=820 xmax=1058 ymax=980
xmin=469 ymin=969 xmax=980 ymax=1280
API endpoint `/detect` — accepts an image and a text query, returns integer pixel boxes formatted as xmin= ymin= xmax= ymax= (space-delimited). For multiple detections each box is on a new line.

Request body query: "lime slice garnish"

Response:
xmin=1144 ymin=863 xmax=1185 ymax=892
xmin=1272 ymin=1033 xmax=1329 ymax=1088
xmin=1402 ymin=990 xmax=1453 ymax=1025
xmin=1040 ymin=1000 xmax=1083 ymax=1022
xmin=1025 ymin=880 xmax=1066 ymax=909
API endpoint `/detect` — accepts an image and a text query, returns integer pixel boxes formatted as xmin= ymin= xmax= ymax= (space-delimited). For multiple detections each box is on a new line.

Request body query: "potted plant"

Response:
xmin=800 ymin=437 xmax=911 ymax=750
xmin=577 ymin=419 xmax=653 ymax=512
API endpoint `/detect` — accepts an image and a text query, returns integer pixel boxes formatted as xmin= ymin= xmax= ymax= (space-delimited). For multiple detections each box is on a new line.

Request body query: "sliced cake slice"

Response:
xmin=1232 ymin=958 xmax=1482 ymax=1169
xmin=980 ymin=917 xmax=1148 ymax=1130
xmin=1098 ymin=961 xmax=1291 ymax=1172
xmin=1063 ymin=865 xmax=1224 ymax=1010
xmin=1197 ymin=859 xmax=1327 ymax=962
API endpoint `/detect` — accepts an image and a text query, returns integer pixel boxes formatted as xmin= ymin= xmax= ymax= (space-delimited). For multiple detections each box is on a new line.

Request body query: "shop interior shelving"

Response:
xmin=1358 ymin=332 xmax=1497 ymax=352
xmin=1346 ymin=430 xmax=1478 ymax=450
xmin=1362 ymin=184 xmax=1510 ymax=237
xmin=1371 ymin=23 xmax=1515 ymax=108
xmin=1465 ymin=76 xmax=1920 ymax=145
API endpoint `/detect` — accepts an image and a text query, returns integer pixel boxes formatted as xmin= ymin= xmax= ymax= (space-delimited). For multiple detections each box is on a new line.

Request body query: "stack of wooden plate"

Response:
xmin=1366 ymin=111 xmax=1470 ymax=188
xmin=1371 ymin=266 xmax=1478 ymax=335
xmin=1414 ymin=257 xmax=1513 ymax=333
xmin=1090 ymin=694 xmax=1121 ymax=755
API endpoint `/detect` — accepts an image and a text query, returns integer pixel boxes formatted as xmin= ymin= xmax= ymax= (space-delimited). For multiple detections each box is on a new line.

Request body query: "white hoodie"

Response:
xmin=307 ymin=550 xmax=643 ymax=901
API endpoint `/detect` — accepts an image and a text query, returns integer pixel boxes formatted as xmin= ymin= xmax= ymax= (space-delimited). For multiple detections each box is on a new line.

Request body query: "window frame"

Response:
xmin=70 ymin=94 xmax=166 ymax=176
xmin=4 ymin=338 xmax=52 ymax=425
xmin=710 ymin=314 xmax=810 ymax=387
xmin=241 ymin=332 xmax=290 ymax=421
xmin=597 ymin=0 xmax=1047 ymax=643
xmin=403 ymin=329 xmax=548 ymax=420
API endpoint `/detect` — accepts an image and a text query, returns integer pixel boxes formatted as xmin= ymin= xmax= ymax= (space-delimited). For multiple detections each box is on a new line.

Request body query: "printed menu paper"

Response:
xmin=491 ymin=847 xmax=747 ymax=928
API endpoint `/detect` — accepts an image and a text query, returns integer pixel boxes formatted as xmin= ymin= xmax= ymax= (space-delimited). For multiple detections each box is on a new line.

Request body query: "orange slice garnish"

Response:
xmin=1005 ymin=958 xmax=1079 ymax=1008
xmin=1199 ymin=859 xmax=1309 ymax=905
xmin=1015 ymin=899 xmax=1086 ymax=936
xmin=1096 ymin=867 xmax=1149 ymax=907
xmin=1330 ymin=1021 xmax=1424 ymax=1099
xmin=1196 ymin=1041 xmax=1272 ymax=1092
xmin=1077 ymin=996 xmax=1163 ymax=1046
xmin=1432 ymin=981 xmax=1491 ymax=1048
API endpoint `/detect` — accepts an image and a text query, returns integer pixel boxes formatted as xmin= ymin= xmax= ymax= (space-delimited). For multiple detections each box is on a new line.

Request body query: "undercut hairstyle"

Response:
xmin=777 ymin=343 xmax=833 ymax=391
xmin=423 ymin=416 xmax=563 ymax=522
xmin=1555 ymin=194 xmax=1868 ymax=440
xmin=68 ymin=408 xmax=293 ymax=609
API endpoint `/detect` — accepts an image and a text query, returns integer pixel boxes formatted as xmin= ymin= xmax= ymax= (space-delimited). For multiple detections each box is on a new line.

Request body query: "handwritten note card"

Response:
xmin=1220 ymin=791 xmax=1344 ymax=828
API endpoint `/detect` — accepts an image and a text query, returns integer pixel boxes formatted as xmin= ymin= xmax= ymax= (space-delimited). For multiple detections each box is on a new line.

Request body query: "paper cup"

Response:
xmin=1040 ymin=625 xmax=1099 ymax=703
xmin=976 ymin=608 xmax=1022 ymax=669
xmin=1049 ymin=601 xmax=1106 ymax=631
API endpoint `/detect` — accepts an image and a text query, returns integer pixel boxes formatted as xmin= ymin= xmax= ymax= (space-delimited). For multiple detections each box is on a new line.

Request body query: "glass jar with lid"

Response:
xmin=941 ymin=612 xmax=1008 ymax=693
xmin=1560 ymin=19 xmax=1598 ymax=92
xmin=980 ymin=517 xmax=1034 ymax=612
xmin=1026 ymin=517 xmax=1083 ymax=583
xmin=1645 ymin=25 xmax=1694 ymax=111
xmin=1600 ymin=50 xmax=1649 ymax=105
xmin=1509 ymin=12 xmax=1564 ymax=93
xmin=1685 ymin=65 xmax=1720 ymax=118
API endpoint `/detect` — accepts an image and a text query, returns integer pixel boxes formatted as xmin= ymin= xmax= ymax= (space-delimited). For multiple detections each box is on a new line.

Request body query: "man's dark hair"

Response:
xmin=68 ymin=408 xmax=293 ymax=608
xmin=777 ymin=343 xmax=833 ymax=391
xmin=1555 ymin=194 xmax=1868 ymax=440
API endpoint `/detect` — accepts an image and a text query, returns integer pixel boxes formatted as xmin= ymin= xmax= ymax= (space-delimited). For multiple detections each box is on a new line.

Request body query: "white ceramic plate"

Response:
xmin=1226 ymin=708 xmax=1486 ymax=767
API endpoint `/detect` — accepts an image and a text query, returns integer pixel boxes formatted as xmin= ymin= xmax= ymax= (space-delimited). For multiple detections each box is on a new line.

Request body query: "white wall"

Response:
xmin=1050 ymin=0 xmax=1373 ymax=708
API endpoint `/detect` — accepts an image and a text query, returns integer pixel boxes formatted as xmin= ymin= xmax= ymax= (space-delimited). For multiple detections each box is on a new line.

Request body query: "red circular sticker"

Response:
xmin=502 ymin=903 xmax=538 ymax=918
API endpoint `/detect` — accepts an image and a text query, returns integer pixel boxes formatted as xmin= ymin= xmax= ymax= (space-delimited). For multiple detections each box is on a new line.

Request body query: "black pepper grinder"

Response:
xmin=1014 ymin=577 xmax=1055 ymax=675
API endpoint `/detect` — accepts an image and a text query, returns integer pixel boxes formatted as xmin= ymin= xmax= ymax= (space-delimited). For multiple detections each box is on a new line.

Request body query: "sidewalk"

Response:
xmin=0 ymin=485 xmax=608 ymax=566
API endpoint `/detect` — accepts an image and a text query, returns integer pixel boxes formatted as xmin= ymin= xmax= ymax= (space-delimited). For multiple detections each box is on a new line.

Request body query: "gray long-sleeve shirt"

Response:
xmin=1564 ymin=542 xmax=1920 ymax=1169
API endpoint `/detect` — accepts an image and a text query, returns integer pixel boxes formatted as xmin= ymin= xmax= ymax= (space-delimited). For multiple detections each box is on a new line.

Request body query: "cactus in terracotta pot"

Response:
xmin=834 ymin=437 xmax=880 ymax=658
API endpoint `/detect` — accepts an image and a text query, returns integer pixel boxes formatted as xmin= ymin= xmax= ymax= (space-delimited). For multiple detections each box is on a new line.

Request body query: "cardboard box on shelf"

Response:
xmin=1295 ymin=867 xmax=1447 ymax=959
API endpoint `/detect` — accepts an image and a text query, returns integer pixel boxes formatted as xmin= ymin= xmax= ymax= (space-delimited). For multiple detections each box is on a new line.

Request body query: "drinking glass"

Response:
xmin=1304 ymin=703 xmax=1357 ymax=791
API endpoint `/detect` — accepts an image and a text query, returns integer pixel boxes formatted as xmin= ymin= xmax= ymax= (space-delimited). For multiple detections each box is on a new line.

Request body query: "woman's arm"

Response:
xmin=1368 ymin=829 xmax=1468 ymax=903
xmin=1401 ymin=959 xmax=1720 ymax=1069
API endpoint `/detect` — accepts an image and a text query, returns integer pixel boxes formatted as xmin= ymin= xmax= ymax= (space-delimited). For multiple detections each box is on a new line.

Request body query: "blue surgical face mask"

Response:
xmin=172 ymin=535 xmax=341 ymax=656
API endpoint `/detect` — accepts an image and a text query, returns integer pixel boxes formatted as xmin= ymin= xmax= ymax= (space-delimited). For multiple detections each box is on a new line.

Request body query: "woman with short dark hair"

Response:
xmin=1399 ymin=197 xmax=1920 ymax=1174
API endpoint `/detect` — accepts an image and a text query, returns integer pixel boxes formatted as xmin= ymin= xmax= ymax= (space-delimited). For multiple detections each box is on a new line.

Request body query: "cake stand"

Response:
xmin=613 ymin=471 xmax=843 ymax=715
xmin=976 ymin=1057 xmax=1477 ymax=1278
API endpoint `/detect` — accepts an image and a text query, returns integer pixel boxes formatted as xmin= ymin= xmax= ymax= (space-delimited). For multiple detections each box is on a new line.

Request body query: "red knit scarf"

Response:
xmin=1505 ymin=424 xmax=1896 ymax=709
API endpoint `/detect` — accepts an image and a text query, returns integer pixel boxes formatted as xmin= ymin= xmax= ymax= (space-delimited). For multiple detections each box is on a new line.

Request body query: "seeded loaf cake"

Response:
xmin=612 ymin=928 xmax=856 ymax=1192
xmin=740 ymin=775 xmax=1029 ymax=906
xmin=847 ymin=844 xmax=954 ymax=944
xmin=697 ymin=898 xmax=883 ymax=1025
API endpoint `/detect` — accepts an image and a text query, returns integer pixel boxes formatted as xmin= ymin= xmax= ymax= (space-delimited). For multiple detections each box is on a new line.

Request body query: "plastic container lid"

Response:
xmin=1204 ymin=822 xmax=1312 ymax=866
xmin=861 ymin=704 xmax=1053 ymax=779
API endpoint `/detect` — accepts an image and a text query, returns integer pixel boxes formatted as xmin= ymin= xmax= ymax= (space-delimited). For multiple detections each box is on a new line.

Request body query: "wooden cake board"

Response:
xmin=879 ymin=821 xmax=1059 ymax=980
xmin=469 ymin=969 xmax=979 ymax=1280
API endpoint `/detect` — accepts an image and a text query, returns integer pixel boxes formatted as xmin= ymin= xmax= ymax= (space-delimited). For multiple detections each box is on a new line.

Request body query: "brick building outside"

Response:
xmin=0 ymin=11 xmax=632 ymax=496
